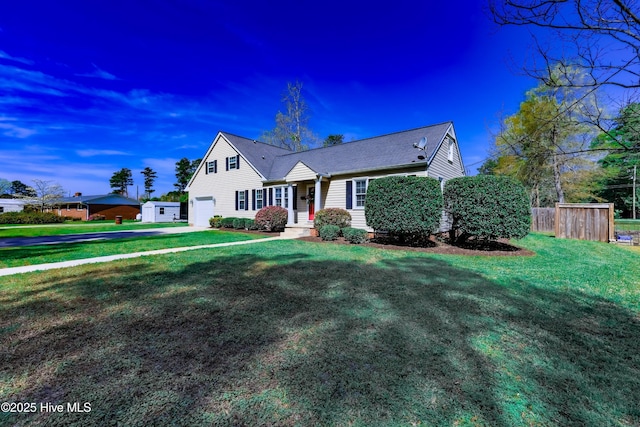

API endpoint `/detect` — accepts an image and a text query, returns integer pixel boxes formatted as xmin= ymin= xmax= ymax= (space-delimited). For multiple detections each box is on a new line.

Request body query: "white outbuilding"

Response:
xmin=141 ymin=201 xmax=181 ymax=223
xmin=0 ymin=199 xmax=26 ymax=214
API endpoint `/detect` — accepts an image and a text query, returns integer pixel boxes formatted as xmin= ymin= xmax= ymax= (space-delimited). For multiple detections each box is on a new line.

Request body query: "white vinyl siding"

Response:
xmin=187 ymin=134 xmax=264 ymax=224
xmin=285 ymin=162 xmax=316 ymax=182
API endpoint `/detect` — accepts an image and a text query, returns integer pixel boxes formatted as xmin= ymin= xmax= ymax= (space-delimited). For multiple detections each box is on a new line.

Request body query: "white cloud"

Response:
xmin=76 ymin=149 xmax=132 ymax=157
xmin=0 ymin=50 xmax=34 ymax=65
xmin=76 ymin=63 xmax=118 ymax=80
xmin=0 ymin=122 xmax=37 ymax=138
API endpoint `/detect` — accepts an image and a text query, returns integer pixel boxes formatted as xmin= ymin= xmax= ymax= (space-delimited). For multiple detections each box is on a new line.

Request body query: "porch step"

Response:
xmin=280 ymin=227 xmax=313 ymax=238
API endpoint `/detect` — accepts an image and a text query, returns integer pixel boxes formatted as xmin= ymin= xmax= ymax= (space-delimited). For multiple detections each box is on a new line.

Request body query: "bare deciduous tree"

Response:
xmin=490 ymin=0 xmax=640 ymax=91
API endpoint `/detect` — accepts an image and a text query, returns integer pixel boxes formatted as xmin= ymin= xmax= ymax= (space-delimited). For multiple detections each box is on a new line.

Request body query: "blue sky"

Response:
xmin=0 ymin=1 xmax=540 ymax=197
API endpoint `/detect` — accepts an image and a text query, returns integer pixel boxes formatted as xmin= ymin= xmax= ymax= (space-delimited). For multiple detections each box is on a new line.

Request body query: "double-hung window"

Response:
xmin=255 ymin=189 xmax=263 ymax=210
xmin=228 ymin=156 xmax=238 ymax=170
xmin=238 ymin=191 xmax=246 ymax=210
xmin=355 ymin=179 xmax=367 ymax=208
xmin=275 ymin=188 xmax=282 ymax=207
xmin=207 ymin=160 xmax=217 ymax=174
xmin=274 ymin=187 xmax=289 ymax=208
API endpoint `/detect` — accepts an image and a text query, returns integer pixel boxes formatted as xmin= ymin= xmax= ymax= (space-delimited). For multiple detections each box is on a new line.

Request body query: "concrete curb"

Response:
xmin=0 ymin=236 xmax=287 ymax=277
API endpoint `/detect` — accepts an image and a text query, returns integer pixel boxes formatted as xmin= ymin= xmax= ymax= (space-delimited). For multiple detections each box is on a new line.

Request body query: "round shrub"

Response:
xmin=443 ymin=175 xmax=531 ymax=242
xmin=244 ymin=218 xmax=258 ymax=230
xmin=255 ymin=206 xmax=288 ymax=232
xmin=209 ymin=215 xmax=223 ymax=228
xmin=365 ymin=176 xmax=443 ymax=241
xmin=232 ymin=218 xmax=245 ymax=229
xmin=318 ymin=224 xmax=340 ymax=241
xmin=342 ymin=227 xmax=369 ymax=244
xmin=314 ymin=208 xmax=351 ymax=229
xmin=220 ymin=217 xmax=237 ymax=228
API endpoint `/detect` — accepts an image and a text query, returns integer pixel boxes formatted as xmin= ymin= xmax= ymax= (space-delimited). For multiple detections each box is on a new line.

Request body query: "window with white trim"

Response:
xmin=274 ymin=187 xmax=289 ymax=208
xmin=228 ymin=156 xmax=237 ymax=170
xmin=256 ymin=189 xmax=263 ymax=210
xmin=448 ymin=139 xmax=455 ymax=162
xmin=238 ymin=191 xmax=246 ymax=210
xmin=207 ymin=161 xmax=217 ymax=174
xmin=355 ymin=179 xmax=367 ymax=208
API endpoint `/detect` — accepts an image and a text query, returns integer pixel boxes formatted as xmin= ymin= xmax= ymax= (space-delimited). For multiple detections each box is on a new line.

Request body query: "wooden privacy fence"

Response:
xmin=531 ymin=208 xmax=555 ymax=233
xmin=554 ymin=203 xmax=615 ymax=243
xmin=531 ymin=204 xmax=615 ymax=242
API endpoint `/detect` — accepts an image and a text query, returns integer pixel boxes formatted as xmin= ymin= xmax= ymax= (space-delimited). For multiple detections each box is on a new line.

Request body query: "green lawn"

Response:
xmin=0 ymin=221 xmax=188 ymax=238
xmin=616 ymin=219 xmax=640 ymax=232
xmin=1 ymin=234 xmax=639 ymax=426
xmin=0 ymin=230 xmax=267 ymax=268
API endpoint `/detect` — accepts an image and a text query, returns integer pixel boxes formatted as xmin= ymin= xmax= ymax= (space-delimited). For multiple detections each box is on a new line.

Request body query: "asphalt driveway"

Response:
xmin=0 ymin=226 xmax=210 ymax=248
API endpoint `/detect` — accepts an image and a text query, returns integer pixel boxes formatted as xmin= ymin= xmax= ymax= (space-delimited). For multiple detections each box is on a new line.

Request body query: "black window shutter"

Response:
xmin=214 ymin=160 xmax=217 ymax=173
xmin=235 ymin=191 xmax=239 ymax=211
xmin=205 ymin=162 xmax=209 ymax=174
xmin=245 ymin=190 xmax=249 ymax=211
xmin=252 ymin=189 xmax=256 ymax=210
xmin=269 ymin=188 xmax=273 ymax=206
xmin=346 ymin=180 xmax=353 ymax=210
xmin=236 ymin=155 xmax=240 ymax=169
xmin=226 ymin=157 xmax=229 ymax=171
xmin=293 ymin=186 xmax=298 ymax=210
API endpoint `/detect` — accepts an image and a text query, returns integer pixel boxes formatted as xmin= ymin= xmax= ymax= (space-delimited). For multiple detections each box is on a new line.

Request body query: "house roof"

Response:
xmin=57 ymin=194 xmax=140 ymax=206
xmin=222 ymin=133 xmax=292 ymax=178
xmin=264 ymin=121 xmax=454 ymax=181
xmin=190 ymin=121 xmax=458 ymax=186
xmin=142 ymin=201 xmax=180 ymax=207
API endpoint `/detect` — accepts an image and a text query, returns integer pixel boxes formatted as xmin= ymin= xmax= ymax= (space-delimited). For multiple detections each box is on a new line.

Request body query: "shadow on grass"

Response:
xmin=1 ymin=251 xmax=639 ymax=426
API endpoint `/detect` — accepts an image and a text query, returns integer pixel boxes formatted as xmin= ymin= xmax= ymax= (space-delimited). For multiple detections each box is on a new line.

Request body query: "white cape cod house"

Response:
xmin=186 ymin=122 xmax=465 ymax=233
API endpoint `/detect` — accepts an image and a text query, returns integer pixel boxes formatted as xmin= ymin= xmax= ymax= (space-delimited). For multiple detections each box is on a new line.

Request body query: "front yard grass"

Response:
xmin=0 ymin=230 xmax=267 ymax=268
xmin=1 ymin=234 xmax=639 ymax=426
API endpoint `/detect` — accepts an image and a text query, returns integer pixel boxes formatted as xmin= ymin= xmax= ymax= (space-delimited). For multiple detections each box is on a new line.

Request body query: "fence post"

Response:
xmin=609 ymin=203 xmax=615 ymax=243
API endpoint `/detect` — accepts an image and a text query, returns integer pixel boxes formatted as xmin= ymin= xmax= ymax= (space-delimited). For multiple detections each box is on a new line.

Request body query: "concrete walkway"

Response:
xmin=0 ymin=235 xmax=287 ymax=277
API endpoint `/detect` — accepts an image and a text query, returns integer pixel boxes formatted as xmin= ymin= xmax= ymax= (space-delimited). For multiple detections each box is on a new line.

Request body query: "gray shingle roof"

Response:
xmin=219 ymin=122 xmax=454 ymax=182
xmin=57 ymin=194 xmax=140 ymax=206
xmin=222 ymin=133 xmax=292 ymax=178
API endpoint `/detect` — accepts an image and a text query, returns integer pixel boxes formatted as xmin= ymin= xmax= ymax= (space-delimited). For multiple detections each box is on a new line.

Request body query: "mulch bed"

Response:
xmin=218 ymin=227 xmax=534 ymax=256
xmin=297 ymin=235 xmax=535 ymax=256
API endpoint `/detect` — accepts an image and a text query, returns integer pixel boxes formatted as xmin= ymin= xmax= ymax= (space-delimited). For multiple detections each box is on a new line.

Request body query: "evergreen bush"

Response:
xmin=220 ymin=217 xmax=237 ymax=228
xmin=318 ymin=224 xmax=341 ymax=241
xmin=232 ymin=218 xmax=245 ymax=229
xmin=314 ymin=208 xmax=351 ymax=229
xmin=255 ymin=206 xmax=288 ymax=231
xmin=342 ymin=227 xmax=369 ymax=244
xmin=443 ymin=175 xmax=531 ymax=242
xmin=365 ymin=176 xmax=443 ymax=242
xmin=0 ymin=211 xmax=66 ymax=224
xmin=209 ymin=215 xmax=223 ymax=228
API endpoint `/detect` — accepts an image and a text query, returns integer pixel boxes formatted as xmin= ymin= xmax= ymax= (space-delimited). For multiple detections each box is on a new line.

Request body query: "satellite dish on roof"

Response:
xmin=413 ymin=136 xmax=427 ymax=150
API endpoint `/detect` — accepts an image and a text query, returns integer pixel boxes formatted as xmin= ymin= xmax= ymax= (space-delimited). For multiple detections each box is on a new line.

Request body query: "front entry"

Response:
xmin=307 ymin=185 xmax=315 ymax=221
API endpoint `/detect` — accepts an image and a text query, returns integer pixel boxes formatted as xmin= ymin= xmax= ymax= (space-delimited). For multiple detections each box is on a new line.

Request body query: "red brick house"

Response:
xmin=49 ymin=194 xmax=141 ymax=220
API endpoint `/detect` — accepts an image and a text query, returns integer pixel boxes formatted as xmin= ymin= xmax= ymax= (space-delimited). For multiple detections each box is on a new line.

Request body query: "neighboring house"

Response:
xmin=186 ymin=121 xmax=466 ymax=231
xmin=141 ymin=201 xmax=181 ymax=223
xmin=0 ymin=198 xmax=26 ymax=214
xmin=46 ymin=194 xmax=141 ymax=220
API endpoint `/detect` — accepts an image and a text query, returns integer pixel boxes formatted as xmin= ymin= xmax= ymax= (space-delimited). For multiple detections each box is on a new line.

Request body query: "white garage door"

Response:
xmin=194 ymin=197 xmax=214 ymax=227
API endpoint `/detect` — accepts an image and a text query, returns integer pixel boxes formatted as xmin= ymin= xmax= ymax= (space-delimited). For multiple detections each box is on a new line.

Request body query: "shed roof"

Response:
xmin=58 ymin=194 xmax=140 ymax=206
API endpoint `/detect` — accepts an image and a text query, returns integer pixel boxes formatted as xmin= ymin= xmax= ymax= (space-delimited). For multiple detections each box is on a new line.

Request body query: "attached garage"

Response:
xmin=193 ymin=197 xmax=214 ymax=227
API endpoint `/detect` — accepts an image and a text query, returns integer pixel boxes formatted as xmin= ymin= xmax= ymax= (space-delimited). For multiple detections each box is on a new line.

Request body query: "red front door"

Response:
xmin=308 ymin=186 xmax=315 ymax=221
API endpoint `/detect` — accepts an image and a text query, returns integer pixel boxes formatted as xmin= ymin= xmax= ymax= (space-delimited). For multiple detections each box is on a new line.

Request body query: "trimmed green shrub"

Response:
xmin=365 ymin=176 xmax=443 ymax=242
xmin=220 ymin=217 xmax=237 ymax=228
xmin=232 ymin=218 xmax=245 ymax=229
xmin=244 ymin=219 xmax=258 ymax=230
xmin=0 ymin=211 xmax=66 ymax=224
xmin=255 ymin=206 xmax=288 ymax=231
xmin=342 ymin=227 xmax=369 ymax=244
xmin=319 ymin=224 xmax=340 ymax=241
xmin=443 ymin=175 xmax=531 ymax=242
xmin=314 ymin=208 xmax=351 ymax=229
xmin=209 ymin=215 xmax=223 ymax=228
